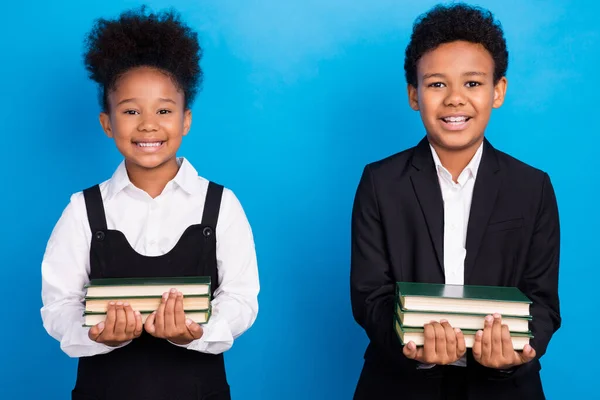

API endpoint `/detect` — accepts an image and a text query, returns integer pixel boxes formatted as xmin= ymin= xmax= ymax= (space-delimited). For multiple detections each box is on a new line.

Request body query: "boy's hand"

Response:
xmin=144 ymin=289 xmax=204 ymax=345
xmin=472 ymin=314 xmax=536 ymax=369
xmin=88 ymin=302 xmax=143 ymax=346
xmin=403 ymin=320 xmax=467 ymax=365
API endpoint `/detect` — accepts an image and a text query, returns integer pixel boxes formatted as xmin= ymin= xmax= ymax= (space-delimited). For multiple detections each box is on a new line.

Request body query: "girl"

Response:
xmin=41 ymin=7 xmax=259 ymax=400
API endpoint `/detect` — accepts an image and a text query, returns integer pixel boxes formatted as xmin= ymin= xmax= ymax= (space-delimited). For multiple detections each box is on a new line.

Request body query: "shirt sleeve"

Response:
xmin=40 ymin=192 xmax=129 ymax=358
xmin=178 ymin=188 xmax=260 ymax=354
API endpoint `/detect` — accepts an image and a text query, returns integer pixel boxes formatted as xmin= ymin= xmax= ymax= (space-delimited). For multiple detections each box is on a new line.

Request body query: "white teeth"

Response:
xmin=137 ymin=142 xmax=162 ymax=147
xmin=444 ymin=116 xmax=467 ymax=123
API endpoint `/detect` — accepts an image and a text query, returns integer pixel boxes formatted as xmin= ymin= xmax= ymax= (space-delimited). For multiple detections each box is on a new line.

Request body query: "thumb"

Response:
xmin=186 ymin=319 xmax=204 ymax=339
xmin=402 ymin=341 xmax=418 ymax=359
xmin=518 ymin=344 xmax=536 ymax=364
xmin=88 ymin=322 xmax=105 ymax=341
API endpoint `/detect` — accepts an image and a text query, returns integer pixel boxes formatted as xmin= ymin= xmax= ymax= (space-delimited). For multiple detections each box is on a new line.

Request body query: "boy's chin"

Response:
xmin=427 ymin=133 xmax=484 ymax=152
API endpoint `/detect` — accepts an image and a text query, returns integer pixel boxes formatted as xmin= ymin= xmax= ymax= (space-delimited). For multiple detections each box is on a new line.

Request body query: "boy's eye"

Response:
xmin=123 ymin=110 xmax=139 ymax=115
xmin=428 ymin=82 xmax=446 ymax=88
xmin=465 ymin=81 xmax=481 ymax=88
xmin=158 ymin=109 xmax=171 ymax=115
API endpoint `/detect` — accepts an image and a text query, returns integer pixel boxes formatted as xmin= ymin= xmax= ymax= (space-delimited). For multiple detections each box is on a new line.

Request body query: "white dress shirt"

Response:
xmin=421 ymin=142 xmax=483 ymax=368
xmin=41 ymin=158 xmax=259 ymax=358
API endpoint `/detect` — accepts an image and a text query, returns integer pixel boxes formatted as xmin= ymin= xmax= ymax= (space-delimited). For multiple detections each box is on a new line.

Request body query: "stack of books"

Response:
xmin=83 ymin=276 xmax=212 ymax=327
xmin=394 ymin=282 xmax=533 ymax=349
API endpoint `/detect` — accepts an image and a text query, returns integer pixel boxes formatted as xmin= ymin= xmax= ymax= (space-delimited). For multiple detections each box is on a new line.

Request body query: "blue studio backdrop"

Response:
xmin=0 ymin=0 xmax=597 ymax=398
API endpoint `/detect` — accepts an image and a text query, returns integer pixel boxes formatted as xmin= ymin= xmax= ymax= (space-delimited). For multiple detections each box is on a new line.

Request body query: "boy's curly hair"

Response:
xmin=83 ymin=6 xmax=202 ymax=111
xmin=404 ymin=3 xmax=508 ymax=87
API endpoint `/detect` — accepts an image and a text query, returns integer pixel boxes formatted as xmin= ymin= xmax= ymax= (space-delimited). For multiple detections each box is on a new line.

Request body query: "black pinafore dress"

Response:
xmin=71 ymin=182 xmax=230 ymax=400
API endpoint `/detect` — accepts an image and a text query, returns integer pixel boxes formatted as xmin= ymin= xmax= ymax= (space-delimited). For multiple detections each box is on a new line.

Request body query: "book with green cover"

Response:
xmin=85 ymin=295 xmax=211 ymax=313
xmin=83 ymin=308 xmax=212 ymax=327
xmin=85 ymin=276 xmax=211 ymax=298
xmin=395 ymin=304 xmax=531 ymax=333
xmin=85 ymin=276 xmax=211 ymax=287
xmin=396 ymin=282 xmax=531 ymax=317
xmin=394 ymin=318 xmax=533 ymax=350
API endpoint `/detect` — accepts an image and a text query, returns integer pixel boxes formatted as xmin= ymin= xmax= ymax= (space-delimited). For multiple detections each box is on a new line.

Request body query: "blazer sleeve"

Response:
xmin=350 ymin=165 xmax=414 ymax=367
xmin=522 ymin=172 xmax=561 ymax=359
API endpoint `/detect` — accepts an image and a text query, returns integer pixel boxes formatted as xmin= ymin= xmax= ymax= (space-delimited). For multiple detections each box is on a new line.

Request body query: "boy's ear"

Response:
xmin=408 ymin=84 xmax=420 ymax=111
xmin=492 ymin=77 xmax=508 ymax=108
xmin=99 ymin=112 xmax=113 ymax=138
xmin=183 ymin=109 xmax=192 ymax=137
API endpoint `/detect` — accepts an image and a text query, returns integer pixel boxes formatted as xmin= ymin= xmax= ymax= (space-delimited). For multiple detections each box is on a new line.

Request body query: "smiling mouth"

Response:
xmin=441 ymin=116 xmax=471 ymax=124
xmin=133 ymin=141 xmax=164 ymax=147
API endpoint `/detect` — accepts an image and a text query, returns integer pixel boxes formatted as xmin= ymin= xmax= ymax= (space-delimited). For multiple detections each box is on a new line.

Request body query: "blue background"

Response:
xmin=0 ymin=0 xmax=596 ymax=398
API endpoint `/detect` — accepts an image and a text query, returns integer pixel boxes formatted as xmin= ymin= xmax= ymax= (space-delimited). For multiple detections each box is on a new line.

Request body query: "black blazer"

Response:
xmin=350 ymin=137 xmax=561 ymax=400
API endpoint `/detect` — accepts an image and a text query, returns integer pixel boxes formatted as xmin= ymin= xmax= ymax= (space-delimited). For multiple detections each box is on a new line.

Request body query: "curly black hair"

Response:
xmin=83 ymin=6 xmax=202 ymax=111
xmin=404 ymin=3 xmax=508 ymax=87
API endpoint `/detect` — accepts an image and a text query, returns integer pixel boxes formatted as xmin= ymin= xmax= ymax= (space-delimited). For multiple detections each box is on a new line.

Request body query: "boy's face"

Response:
xmin=408 ymin=40 xmax=507 ymax=153
xmin=99 ymin=66 xmax=191 ymax=171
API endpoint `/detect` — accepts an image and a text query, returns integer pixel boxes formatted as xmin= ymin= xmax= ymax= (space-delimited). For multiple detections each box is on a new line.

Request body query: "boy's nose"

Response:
xmin=444 ymin=88 xmax=467 ymax=107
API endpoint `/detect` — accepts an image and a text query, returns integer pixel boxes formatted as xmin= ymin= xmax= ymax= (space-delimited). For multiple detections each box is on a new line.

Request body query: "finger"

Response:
xmin=133 ymin=311 xmax=143 ymax=337
xmin=186 ymin=319 xmax=203 ymax=340
xmin=164 ymin=289 xmax=178 ymax=333
xmin=144 ymin=311 xmax=157 ymax=334
xmin=432 ymin=322 xmax=447 ymax=360
xmin=175 ymin=292 xmax=186 ymax=329
xmin=124 ymin=304 xmax=136 ymax=336
xmin=455 ymin=328 xmax=466 ymax=357
xmin=114 ymin=302 xmax=127 ymax=335
xmin=440 ymin=320 xmax=456 ymax=359
xmin=422 ymin=323 xmax=436 ymax=363
xmin=482 ymin=315 xmax=494 ymax=361
xmin=519 ymin=344 xmax=536 ymax=364
xmin=402 ymin=341 xmax=418 ymax=359
xmin=154 ymin=292 xmax=168 ymax=335
xmin=472 ymin=330 xmax=483 ymax=362
xmin=500 ymin=324 xmax=513 ymax=359
xmin=104 ymin=302 xmax=117 ymax=335
xmin=491 ymin=314 xmax=503 ymax=360
xmin=88 ymin=322 xmax=105 ymax=341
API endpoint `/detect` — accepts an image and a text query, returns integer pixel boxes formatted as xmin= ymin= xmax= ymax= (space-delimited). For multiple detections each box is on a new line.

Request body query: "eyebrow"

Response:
xmin=116 ymin=97 xmax=177 ymax=106
xmin=422 ymin=71 xmax=488 ymax=80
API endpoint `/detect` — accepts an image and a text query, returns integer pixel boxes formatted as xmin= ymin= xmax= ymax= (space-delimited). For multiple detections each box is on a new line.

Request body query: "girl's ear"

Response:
xmin=99 ymin=112 xmax=113 ymax=138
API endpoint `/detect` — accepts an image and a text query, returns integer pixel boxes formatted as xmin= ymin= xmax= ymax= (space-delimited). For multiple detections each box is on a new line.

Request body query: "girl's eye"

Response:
xmin=158 ymin=109 xmax=171 ymax=115
xmin=466 ymin=81 xmax=481 ymax=88
xmin=123 ymin=110 xmax=139 ymax=115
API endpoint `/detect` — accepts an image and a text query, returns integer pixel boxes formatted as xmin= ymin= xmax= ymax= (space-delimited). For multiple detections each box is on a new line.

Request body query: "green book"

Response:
xmin=85 ymin=276 xmax=211 ymax=298
xmin=83 ymin=308 xmax=212 ymax=327
xmin=394 ymin=318 xmax=533 ymax=350
xmin=396 ymin=282 xmax=531 ymax=317
xmin=395 ymin=304 xmax=531 ymax=333
xmin=85 ymin=295 xmax=211 ymax=313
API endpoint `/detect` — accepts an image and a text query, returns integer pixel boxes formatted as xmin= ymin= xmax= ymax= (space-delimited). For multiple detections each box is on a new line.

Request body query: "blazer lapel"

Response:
xmin=465 ymin=139 xmax=501 ymax=282
xmin=410 ymin=137 xmax=445 ymax=276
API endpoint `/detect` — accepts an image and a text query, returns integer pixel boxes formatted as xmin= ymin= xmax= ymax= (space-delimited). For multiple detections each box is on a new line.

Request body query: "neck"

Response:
xmin=431 ymin=139 xmax=482 ymax=183
xmin=125 ymin=157 xmax=180 ymax=198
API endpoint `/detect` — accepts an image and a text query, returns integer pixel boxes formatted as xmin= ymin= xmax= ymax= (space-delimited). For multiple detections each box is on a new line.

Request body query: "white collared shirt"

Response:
xmin=424 ymin=142 xmax=483 ymax=368
xmin=430 ymin=142 xmax=483 ymax=287
xmin=40 ymin=158 xmax=259 ymax=357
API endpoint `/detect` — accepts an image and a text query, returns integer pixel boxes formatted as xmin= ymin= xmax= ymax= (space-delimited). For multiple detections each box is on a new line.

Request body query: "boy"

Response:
xmin=350 ymin=3 xmax=560 ymax=399
xmin=40 ymin=7 xmax=259 ymax=399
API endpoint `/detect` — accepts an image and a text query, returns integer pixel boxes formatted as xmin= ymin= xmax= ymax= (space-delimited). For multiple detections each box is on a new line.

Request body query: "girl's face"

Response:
xmin=99 ymin=66 xmax=191 ymax=173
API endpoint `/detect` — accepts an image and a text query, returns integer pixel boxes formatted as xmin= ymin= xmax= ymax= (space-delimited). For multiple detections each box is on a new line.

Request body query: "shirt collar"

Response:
xmin=106 ymin=157 xmax=202 ymax=199
xmin=429 ymin=141 xmax=484 ymax=186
